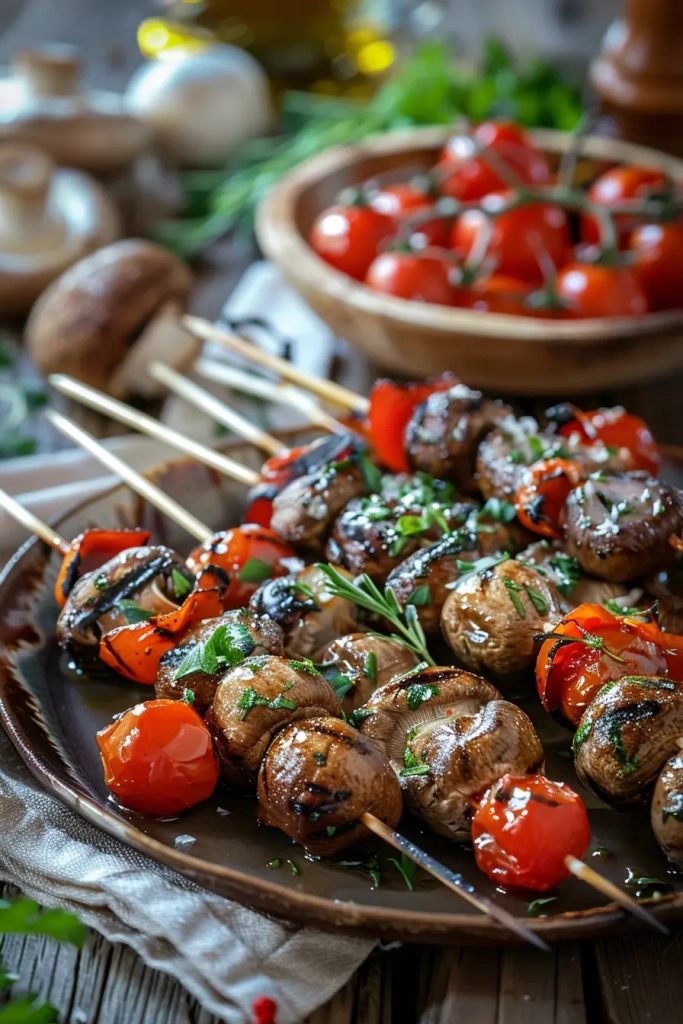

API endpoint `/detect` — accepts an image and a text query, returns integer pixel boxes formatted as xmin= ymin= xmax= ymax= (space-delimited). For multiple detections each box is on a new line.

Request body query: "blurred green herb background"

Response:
xmin=156 ymin=39 xmax=583 ymax=258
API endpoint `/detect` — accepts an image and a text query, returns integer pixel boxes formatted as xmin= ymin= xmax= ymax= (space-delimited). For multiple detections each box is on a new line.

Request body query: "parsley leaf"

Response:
xmin=172 ymin=568 xmax=192 ymax=599
xmin=172 ymin=622 xmax=256 ymax=680
xmin=239 ymin=558 xmax=274 ymax=584
xmin=0 ymin=899 xmax=86 ymax=946
xmin=405 ymin=681 xmax=440 ymax=710
xmin=407 ymin=584 xmax=431 ymax=606
xmin=359 ymin=454 xmax=382 ymax=494
xmin=237 ymin=685 xmax=297 ymax=719
xmin=117 ymin=599 xmax=154 ymax=624
xmin=548 ymin=554 xmax=583 ymax=597
xmin=502 ymin=577 xmax=526 ymax=618
xmin=477 ymin=498 xmax=516 ymax=523
xmin=527 ymin=897 xmax=557 ymax=917
xmin=389 ymin=853 xmax=420 ymax=891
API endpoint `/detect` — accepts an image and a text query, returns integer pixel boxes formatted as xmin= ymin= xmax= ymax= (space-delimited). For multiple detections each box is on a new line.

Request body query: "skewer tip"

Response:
xmin=564 ymin=856 xmax=669 ymax=936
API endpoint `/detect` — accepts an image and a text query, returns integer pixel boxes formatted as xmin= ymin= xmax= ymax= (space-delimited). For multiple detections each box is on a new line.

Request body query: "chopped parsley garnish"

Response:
xmin=339 ymin=856 xmax=381 ymax=888
xmin=172 ymin=568 xmax=192 ymax=599
xmin=359 ymin=454 xmax=382 ymax=494
xmin=287 ymin=859 xmax=300 ymax=876
xmin=327 ymin=671 xmax=354 ymax=700
xmin=239 ymin=558 xmax=274 ymax=584
xmin=237 ymin=683 xmax=297 ymax=719
xmin=328 ymin=456 xmax=353 ymax=473
xmin=401 ymin=745 xmax=431 ymax=777
xmin=527 ymin=435 xmax=546 ymax=461
xmin=604 ymin=600 xmax=650 ymax=619
xmin=288 ymin=658 xmax=317 ymax=674
xmin=502 ymin=577 xmax=526 ymax=618
xmin=93 ymin=573 xmax=108 ymax=591
xmin=326 ymin=826 xmax=337 ymax=837
xmin=477 ymin=497 xmax=516 ymax=524
xmin=624 ymin=870 xmax=672 ymax=899
xmin=349 ymin=707 xmax=373 ymax=727
xmin=309 ymin=811 xmax=321 ymax=822
xmin=267 ymin=858 xmax=281 ymax=869
xmin=405 ymin=680 xmax=440 ymax=711
xmin=449 ymin=552 xmax=510 ymax=590
xmin=181 ymin=688 xmax=195 ymax=705
xmin=524 ymin=584 xmax=548 ymax=616
xmin=527 ymin=897 xmax=557 ymax=917
xmin=407 ymin=584 xmax=431 ymax=606
xmin=609 ymin=720 xmax=639 ymax=776
xmin=117 ymin=599 xmax=155 ymax=624
xmin=364 ymin=652 xmax=377 ymax=682
xmin=547 ymin=553 xmax=583 ymax=597
xmin=172 ymin=621 xmax=256 ymax=680
xmin=389 ymin=853 xmax=420 ymax=891
xmin=508 ymin=449 xmax=526 ymax=464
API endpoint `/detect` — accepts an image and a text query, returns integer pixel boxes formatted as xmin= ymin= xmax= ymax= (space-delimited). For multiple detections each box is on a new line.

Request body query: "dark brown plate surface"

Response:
xmin=1 ymin=437 xmax=683 ymax=945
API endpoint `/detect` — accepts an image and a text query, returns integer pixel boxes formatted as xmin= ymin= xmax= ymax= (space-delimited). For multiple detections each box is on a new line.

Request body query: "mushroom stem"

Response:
xmin=14 ymin=46 xmax=81 ymax=99
xmin=0 ymin=145 xmax=65 ymax=254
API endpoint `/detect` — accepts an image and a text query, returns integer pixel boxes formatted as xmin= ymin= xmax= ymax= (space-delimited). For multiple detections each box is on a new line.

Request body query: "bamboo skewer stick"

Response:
xmin=182 ymin=314 xmax=370 ymax=416
xmin=564 ymin=855 xmax=669 ymax=934
xmin=147 ymin=363 xmax=285 ymax=458
xmin=194 ymin=357 xmax=348 ymax=435
xmin=360 ymin=812 xmax=550 ymax=951
xmin=0 ymin=488 xmax=70 ymax=554
xmin=49 ymin=375 xmax=259 ymax=488
xmin=45 ymin=410 xmax=214 ymax=543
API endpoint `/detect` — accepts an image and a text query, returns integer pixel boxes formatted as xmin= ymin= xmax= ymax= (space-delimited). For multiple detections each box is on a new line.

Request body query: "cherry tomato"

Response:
xmin=309 ymin=205 xmax=394 ymax=281
xmin=439 ymin=121 xmax=550 ymax=201
xmin=582 ymin=165 xmax=669 ymax=247
xmin=365 ymin=251 xmax=460 ymax=305
xmin=186 ymin=525 xmax=295 ymax=609
xmin=97 ymin=699 xmax=219 ymax=816
xmin=472 ymin=774 xmax=591 ymax=891
xmin=514 ymin=458 xmax=583 ymax=539
xmin=407 ymin=215 xmax=454 ymax=249
xmin=630 ymin=221 xmax=683 ymax=311
xmin=451 ymin=193 xmax=570 ymax=283
xmin=367 ymin=372 xmax=458 ymax=473
xmin=556 ymin=263 xmax=649 ymax=318
xmin=369 ymin=182 xmax=433 ymax=218
xmin=536 ymin=603 xmax=668 ymax=724
xmin=557 ymin=406 xmax=660 ymax=476
xmin=461 ymin=274 xmax=532 ymax=315
xmin=54 ymin=528 xmax=151 ymax=608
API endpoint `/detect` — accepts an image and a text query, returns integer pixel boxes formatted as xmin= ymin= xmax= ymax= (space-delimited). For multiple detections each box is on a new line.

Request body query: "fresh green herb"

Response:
xmin=527 ymin=897 xmax=557 ymax=917
xmin=359 ymin=498 xmax=393 ymax=522
xmin=173 ymin=621 xmax=256 ymax=680
xmin=450 ymin=551 xmax=510 ymax=590
xmin=237 ymin=685 xmax=297 ymax=719
xmin=326 ymin=826 xmax=337 ymax=837
xmin=327 ymin=671 xmax=355 ymax=700
xmin=405 ymin=681 xmax=440 ymax=711
xmin=508 ymin=449 xmax=526 ymax=465
xmin=389 ymin=853 xmax=420 ymax=891
xmin=328 ymin=456 xmax=353 ymax=474
xmin=604 ymin=599 xmax=649 ymax=619
xmin=574 ymin=485 xmax=586 ymax=506
xmin=0 ymin=900 xmax=86 ymax=946
xmin=661 ymin=794 xmax=683 ymax=823
xmin=477 ymin=497 xmax=516 ymax=524
xmin=572 ymin=717 xmax=593 ymax=753
xmin=172 ymin=568 xmax=192 ymax=599
xmin=349 ymin=707 xmax=374 ymax=728
xmin=294 ymin=581 xmax=316 ymax=601
xmin=315 ymin=564 xmax=435 ymax=665
xmin=400 ymin=763 xmax=431 ymax=778
xmin=609 ymin=721 xmax=639 ymax=776
xmin=182 ymin=688 xmax=195 ymax=705
xmin=267 ymin=858 xmax=281 ymax=869
xmin=117 ymin=599 xmax=154 ymax=624
xmin=93 ymin=573 xmax=108 ymax=591
xmin=309 ymin=811 xmax=321 ymax=823
xmin=287 ymin=859 xmax=300 ymax=876
xmin=548 ymin=554 xmax=583 ymax=597
xmin=339 ymin=856 xmax=381 ymax=888
xmin=624 ymin=870 xmax=673 ymax=899
xmin=502 ymin=577 xmax=526 ymax=618
xmin=238 ymin=558 xmax=274 ymax=584
xmin=407 ymin=584 xmax=431 ymax=606
xmin=591 ymin=847 xmax=613 ymax=859
xmin=527 ymin=435 xmax=546 ymax=461
xmin=288 ymin=658 xmax=317 ymax=674
xmin=364 ymin=651 xmax=378 ymax=682
xmin=524 ymin=583 xmax=548 ymax=616
xmin=359 ymin=454 xmax=383 ymax=494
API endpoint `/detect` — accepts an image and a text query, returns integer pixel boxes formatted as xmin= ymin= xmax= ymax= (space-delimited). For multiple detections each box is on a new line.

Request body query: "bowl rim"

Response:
xmin=256 ymin=125 xmax=683 ymax=343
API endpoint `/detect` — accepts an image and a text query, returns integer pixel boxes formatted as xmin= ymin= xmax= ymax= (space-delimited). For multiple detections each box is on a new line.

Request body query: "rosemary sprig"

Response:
xmin=315 ymin=564 xmax=435 ymax=666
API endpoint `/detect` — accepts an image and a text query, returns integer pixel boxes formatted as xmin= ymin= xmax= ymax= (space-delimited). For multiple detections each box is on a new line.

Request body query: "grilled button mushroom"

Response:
xmin=651 ymin=752 xmax=683 ymax=868
xmin=564 ymin=472 xmax=682 ymax=583
xmin=270 ymin=462 xmax=367 ymax=550
xmin=574 ymin=675 xmax=683 ymax=808
xmin=319 ymin=633 xmax=420 ymax=712
xmin=257 ymin=716 xmax=402 ymax=857
xmin=249 ymin=563 xmax=358 ymax=662
xmin=441 ymin=558 xmax=566 ymax=681
xmin=155 ymin=609 xmax=284 ymax=712
xmin=405 ymin=385 xmax=510 ymax=490
xmin=518 ymin=540 xmax=629 ymax=607
xmin=357 ymin=666 xmax=543 ymax=839
xmin=56 ymin=545 xmax=187 ymax=649
xmin=206 ymin=655 xmax=341 ymax=789
xmin=476 ymin=417 xmax=557 ymax=500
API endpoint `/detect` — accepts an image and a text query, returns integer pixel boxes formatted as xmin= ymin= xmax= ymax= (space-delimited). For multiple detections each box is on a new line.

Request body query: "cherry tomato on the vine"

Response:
xmin=451 ymin=193 xmax=570 ymax=284
xmin=582 ymin=165 xmax=669 ymax=247
xmin=557 ymin=406 xmax=660 ymax=476
xmin=514 ymin=458 xmax=583 ymax=539
xmin=186 ymin=525 xmax=295 ymax=609
xmin=461 ymin=274 xmax=532 ymax=315
xmin=367 ymin=373 xmax=458 ymax=473
xmin=407 ymin=215 xmax=454 ymax=249
xmin=369 ymin=182 xmax=433 ymax=218
xmin=471 ymin=774 xmax=591 ymax=891
xmin=438 ymin=121 xmax=550 ymax=201
xmin=365 ymin=251 xmax=460 ymax=305
xmin=309 ymin=204 xmax=394 ymax=281
xmin=630 ymin=221 xmax=683 ymax=312
xmin=97 ymin=699 xmax=219 ymax=816
xmin=556 ymin=263 xmax=649 ymax=318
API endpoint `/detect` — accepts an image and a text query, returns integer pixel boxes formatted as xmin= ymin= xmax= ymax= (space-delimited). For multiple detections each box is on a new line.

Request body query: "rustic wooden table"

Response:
xmin=3 ymin=2 xmax=683 ymax=1022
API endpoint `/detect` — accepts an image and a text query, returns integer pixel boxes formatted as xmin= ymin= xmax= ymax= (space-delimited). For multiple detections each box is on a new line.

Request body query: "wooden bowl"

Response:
xmin=256 ymin=127 xmax=683 ymax=395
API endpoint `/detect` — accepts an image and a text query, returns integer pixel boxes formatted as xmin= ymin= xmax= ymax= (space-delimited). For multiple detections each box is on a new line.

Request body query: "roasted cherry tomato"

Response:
xmin=186 ymin=524 xmax=294 ymax=609
xmin=556 ymin=406 xmax=660 ymax=476
xmin=630 ymin=221 xmax=683 ymax=311
xmin=365 ymin=251 xmax=460 ymax=305
xmin=367 ymin=372 xmax=458 ymax=473
xmin=54 ymin=528 xmax=151 ymax=608
xmin=439 ymin=121 xmax=550 ymax=201
xmin=99 ymin=567 xmax=228 ymax=685
xmin=309 ymin=204 xmax=394 ymax=281
xmin=97 ymin=699 xmax=219 ymax=816
xmin=555 ymin=263 xmax=649 ymax=318
xmin=582 ymin=165 xmax=669 ymax=247
xmin=535 ymin=603 xmax=669 ymax=724
xmin=472 ymin=774 xmax=591 ymax=891
xmin=514 ymin=458 xmax=583 ymax=539
xmin=451 ymin=193 xmax=570 ymax=284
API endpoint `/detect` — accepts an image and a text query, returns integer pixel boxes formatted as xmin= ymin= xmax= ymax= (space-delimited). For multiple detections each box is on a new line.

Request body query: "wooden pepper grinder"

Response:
xmin=590 ymin=0 xmax=683 ymax=157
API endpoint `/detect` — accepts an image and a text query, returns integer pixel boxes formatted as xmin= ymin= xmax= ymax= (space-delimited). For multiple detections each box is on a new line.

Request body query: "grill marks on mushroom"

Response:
xmin=56 ymin=545 xmax=185 ymax=648
xmin=441 ymin=559 xmax=566 ymax=681
xmin=356 ymin=666 xmax=543 ymax=839
xmin=206 ymin=655 xmax=341 ymax=789
xmin=270 ymin=463 xmax=367 ymax=549
xmin=319 ymin=633 xmax=420 ymax=712
xmin=574 ymin=675 xmax=683 ymax=808
xmin=651 ymin=752 xmax=683 ymax=868
xmin=564 ymin=472 xmax=682 ymax=582
xmin=405 ymin=385 xmax=511 ymax=490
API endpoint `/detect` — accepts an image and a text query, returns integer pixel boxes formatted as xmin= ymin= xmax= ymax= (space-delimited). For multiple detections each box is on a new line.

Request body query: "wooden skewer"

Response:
xmin=194 ymin=357 xmax=348 ymax=435
xmin=361 ymin=812 xmax=550 ymax=951
xmin=182 ymin=314 xmax=370 ymax=417
xmin=0 ymin=488 xmax=70 ymax=554
xmin=45 ymin=410 xmax=214 ymax=543
xmin=49 ymin=375 xmax=259 ymax=488
xmin=564 ymin=855 xmax=669 ymax=935
xmin=146 ymin=362 xmax=285 ymax=458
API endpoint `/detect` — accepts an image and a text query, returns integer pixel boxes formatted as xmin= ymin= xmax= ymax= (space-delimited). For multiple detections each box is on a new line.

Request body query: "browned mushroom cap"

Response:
xmin=319 ymin=633 xmax=420 ymax=712
xmin=574 ymin=675 xmax=683 ymax=808
xmin=517 ymin=540 xmax=629 ymax=607
xmin=651 ymin=751 xmax=683 ymax=868
xmin=25 ymin=239 xmax=197 ymax=398
xmin=564 ymin=472 xmax=682 ymax=583
xmin=441 ymin=558 xmax=567 ymax=681
xmin=476 ymin=417 xmax=554 ymax=500
xmin=644 ymin=560 xmax=683 ymax=634
xmin=56 ymin=545 xmax=186 ymax=649
xmin=270 ymin=463 xmax=367 ymax=550
xmin=249 ymin=563 xmax=359 ymax=662
xmin=154 ymin=609 xmax=284 ymax=712
xmin=257 ymin=716 xmax=402 ymax=857
xmin=405 ymin=385 xmax=511 ymax=490
xmin=356 ymin=666 xmax=542 ymax=838
xmin=206 ymin=655 xmax=341 ymax=790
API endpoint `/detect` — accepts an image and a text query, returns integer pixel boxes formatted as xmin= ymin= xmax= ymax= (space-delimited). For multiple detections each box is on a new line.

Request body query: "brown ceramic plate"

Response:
xmin=1 ymin=437 xmax=683 ymax=945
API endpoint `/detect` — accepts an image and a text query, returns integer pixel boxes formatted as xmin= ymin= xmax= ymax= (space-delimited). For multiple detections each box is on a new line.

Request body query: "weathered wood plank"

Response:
xmin=594 ymin=933 xmax=683 ymax=1024
xmin=414 ymin=946 xmax=500 ymax=1024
